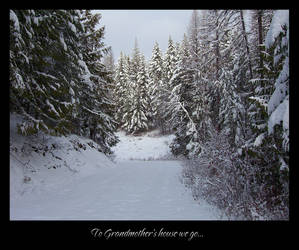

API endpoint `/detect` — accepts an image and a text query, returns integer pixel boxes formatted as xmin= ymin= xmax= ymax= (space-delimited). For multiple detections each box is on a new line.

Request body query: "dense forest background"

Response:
xmin=10 ymin=10 xmax=289 ymax=219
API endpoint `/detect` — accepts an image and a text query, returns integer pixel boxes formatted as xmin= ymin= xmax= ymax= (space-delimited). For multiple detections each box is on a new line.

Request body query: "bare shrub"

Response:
xmin=181 ymin=128 xmax=288 ymax=220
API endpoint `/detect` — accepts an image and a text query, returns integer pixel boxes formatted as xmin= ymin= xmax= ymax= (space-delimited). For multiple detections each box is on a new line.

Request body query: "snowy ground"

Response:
xmin=112 ymin=130 xmax=175 ymax=161
xmin=10 ymin=114 xmax=225 ymax=220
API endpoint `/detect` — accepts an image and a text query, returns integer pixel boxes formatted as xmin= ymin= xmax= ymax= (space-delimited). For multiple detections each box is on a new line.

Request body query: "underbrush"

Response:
xmin=181 ymin=129 xmax=289 ymax=220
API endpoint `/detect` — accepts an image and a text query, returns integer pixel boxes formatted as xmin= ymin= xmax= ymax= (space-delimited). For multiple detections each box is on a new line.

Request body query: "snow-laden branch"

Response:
xmin=160 ymin=86 xmax=198 ymax=135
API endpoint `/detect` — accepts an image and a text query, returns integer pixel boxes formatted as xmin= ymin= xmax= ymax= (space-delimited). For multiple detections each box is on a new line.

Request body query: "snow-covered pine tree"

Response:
xmin=163 ymin=36 xmax=179 ymax=89
xmin=169 ymin=10 xmax=217 ymax=158
xmin=102 ymin=47 xmax=116 ymax=107
xmin=10 ymin=10 xmax=84 ymax=136
xmin=249 ymin=10 xmax=274 ymax=80
xmin=168 ymin=11 xmax=204 ymax=157
xmin=10 ymin=9 xmax=118 ymax=155
xmin=120 ymin=54 xmax=133 ymax=132
xmin=218 ymin=28 xmax=246 ymax=148
xmin=265 ymin=10 xmax=289 ymax=150
xmin=187 ymin=10 xmax=201 ymax=72
xmin=120 ymin=40 xmax=151 ymax=134
xmin=102 ymin=47 xmax=115 ymax=74
xmin=246 ymin=10 xmax=275 ymax=152
xmin=169 ymin=34 xmax=199 ymax=157
xmin=113 ymin=52 xmax=127 ymax=127
xmin=187 ymin=10 xmax=213 ymax=152
xmin=132 ymin=54 xmax=151 ymax=133
xmin=204 ymin=10 xmax=246 ymax=149
xmin=232 ymin=10 xmax=289 ymax=219
xmin=77 ymin=10 xmax=118 ymax=154
xmin=264 ymin=10 xmax=289 ymax=215
xmin=236 ymin=10 xmax=289 ymax=218
xmin=257 ymin=9 xmax=289 ymax=170
xmin=161 ymin=36 xmax=179 ymax=133
xmin=196 ymin=10 xmax=243 ymax=139
xmin=148 ymin=41 xmax=165 ymax=132
xmin=10 ymin=10 xmax=43 ymax=133
xmin=247 ymin=10 xmax=274 ymax=129
xmin=215 ymin=10 xmax=256 ymax=148
xmin=196 ymin=10 xmax=221 ymax=132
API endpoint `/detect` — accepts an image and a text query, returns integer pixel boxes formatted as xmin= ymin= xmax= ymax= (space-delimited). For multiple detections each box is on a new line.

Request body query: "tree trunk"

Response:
xmin=240 ymin=10 xmax=253 ymax=79
xmin=257 ymin=10 xmax=264 ymax=79
xmin=214 ymin=10 xmax=220 ymax=80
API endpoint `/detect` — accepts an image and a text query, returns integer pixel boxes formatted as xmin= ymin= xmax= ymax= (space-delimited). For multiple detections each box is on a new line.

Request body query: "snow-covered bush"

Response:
xmin=182 ymin=128 xmax=250 ymax=219
xmin=181 ymin=126 xmax=288 ymax=220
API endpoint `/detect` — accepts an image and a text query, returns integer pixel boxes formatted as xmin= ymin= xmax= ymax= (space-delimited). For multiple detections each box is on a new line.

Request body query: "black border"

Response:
xmin=7 ymin=7 xmax=296 ymax=245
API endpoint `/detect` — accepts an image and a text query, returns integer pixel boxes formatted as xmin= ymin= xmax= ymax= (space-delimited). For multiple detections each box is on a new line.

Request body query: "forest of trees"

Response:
xmin=112 ymin=10 xmax=289 ymax=219
xmin=10 ymin=9 xmax=289 ymax=219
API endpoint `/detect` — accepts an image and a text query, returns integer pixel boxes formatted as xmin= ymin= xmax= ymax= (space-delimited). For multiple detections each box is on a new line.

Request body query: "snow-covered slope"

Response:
xmin=10 ymin=113 xmax=115 ymax=200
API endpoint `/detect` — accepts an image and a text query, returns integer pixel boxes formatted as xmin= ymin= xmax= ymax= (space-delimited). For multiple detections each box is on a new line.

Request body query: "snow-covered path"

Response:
xmin=12 ymin=160 xmax=222 ymax=220
xmin=10 ymin=128 xmax=224 ymax=220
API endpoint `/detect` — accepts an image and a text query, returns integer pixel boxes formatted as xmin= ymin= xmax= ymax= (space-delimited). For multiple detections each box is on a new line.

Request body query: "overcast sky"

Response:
xmin=92 ymin=10 xmax=194 ymax=61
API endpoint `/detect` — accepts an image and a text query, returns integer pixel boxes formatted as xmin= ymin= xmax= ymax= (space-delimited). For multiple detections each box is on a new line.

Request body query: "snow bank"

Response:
xmin=10 ymin=113 xmax=115 ymax=200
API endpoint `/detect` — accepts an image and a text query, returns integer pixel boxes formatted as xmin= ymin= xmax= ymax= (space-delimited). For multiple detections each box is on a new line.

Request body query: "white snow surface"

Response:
xmin=265 ymin=10 xmax=289 ymax=49
xmin=112 ymin=130 xmax=175 ymax=161
xmin=10 ymin=114 xmax=224 ymax=220
xmin=10 ymin=10 xmax=20 ymax=32
xmin=253 ymin=132 xmax=266 ymax=147
xmin=268 ymin=95 xmax=289 ymax=134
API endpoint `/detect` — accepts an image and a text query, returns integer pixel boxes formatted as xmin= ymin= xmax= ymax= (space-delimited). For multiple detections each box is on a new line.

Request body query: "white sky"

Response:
xmin=92 ymin=10 xmax=193 ymax=61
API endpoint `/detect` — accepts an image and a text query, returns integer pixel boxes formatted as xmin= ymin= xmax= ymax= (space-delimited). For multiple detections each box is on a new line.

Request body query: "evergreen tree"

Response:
xmin=187 ymin=10 xmax=201 ymax=72
xmin=218 ymin=29 xmax=246 ymax=148
xmin=266 ymin=13 xmax=289 ymax=150
xmin=246 ymin=10 xmax=275 ymax=152
xmin=188 ymin=11 xmax=214 ymax=152
xmin=113 ymin=52 xmax=127 ymax=126
xmin=78 ymin=10 xmax=118 ymax=154
xmin=132 ymin=54 xmax=151 ymax=133
xmin=120 ymin=54 xmax=134 ymax=133
xmin=148 ymin=42 xmax=165 ymax=132
xmin=163 ymin=36 xmax=179 ymax=87
xmin=10 ymin=9 xmax=42 ymax=133
xmin=248 ymin=10 xmax=273 ymax=79
xmin=167 ymin=10 xmax=205 ymax=157
xmin=120 ymin=41 xmax=151 ymax=134
xmin=169 ymin=35 xmax=197 ymax=157
xmin=102 ymin=47 xmax=115 ymax=74
xmin=247 ymin=9 xmax=289 ymax=180
xmin=216 ymin=10 xmax=257 ymax=148
xmin=10 ymin=9 xmax=118 ymax=154
xmin=10 ymin=10 xmax=84 ymax=136
xmin=162 ymin=36 xmax=179 ymax=133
